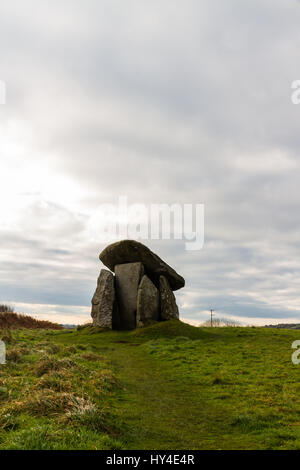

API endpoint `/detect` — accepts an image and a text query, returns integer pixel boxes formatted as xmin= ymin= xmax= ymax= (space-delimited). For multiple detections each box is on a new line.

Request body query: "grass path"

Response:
xmin=45 ymin=322 xmax=300 ymax=449
xmin=107 ymin=341 xmax=259 ymax=449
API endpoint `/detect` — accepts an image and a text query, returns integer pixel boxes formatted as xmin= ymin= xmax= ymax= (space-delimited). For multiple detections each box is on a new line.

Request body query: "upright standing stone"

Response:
xmin=91 ymin=269 xmax=115 ymax=328
xmin=115 ymin=262 xmax=144 ymax=329
xmin=136 ymin=275 xmax=159 ymax=328
xmin=159 ymin=275 xmax=179 ymax=320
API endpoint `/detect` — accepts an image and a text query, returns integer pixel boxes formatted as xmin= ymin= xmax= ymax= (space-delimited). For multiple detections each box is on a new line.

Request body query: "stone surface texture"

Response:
xmin=136 ymin=275 xmax=159 ymax=327
xmin=91 ymin=269 xmax=115 ymax=328
xmin=159 ymin=275 xmax=179 ymax=320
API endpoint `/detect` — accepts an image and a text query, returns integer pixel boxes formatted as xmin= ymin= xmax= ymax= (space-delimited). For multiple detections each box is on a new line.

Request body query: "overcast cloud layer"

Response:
xmin=1 ymin=0 xmax=300 ymax=325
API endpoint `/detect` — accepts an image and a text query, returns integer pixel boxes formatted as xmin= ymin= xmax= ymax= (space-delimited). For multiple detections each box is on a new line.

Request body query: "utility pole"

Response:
xmin=210 ymin=309 xmax=214 ymax=327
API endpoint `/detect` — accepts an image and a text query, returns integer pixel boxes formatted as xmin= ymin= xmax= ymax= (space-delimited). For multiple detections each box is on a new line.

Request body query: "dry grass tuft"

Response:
xmin=34 ymin=358 xmax=77 ymax=377
xmin=11 ymin=391 xmax=85 ymax=416
xmin=80 ymin=353 xmax=102 ymax=361
xmin=36 ymin=370 xmax=73 ymax=392
xmin=65 ymin=397 xmax=112 ymax=432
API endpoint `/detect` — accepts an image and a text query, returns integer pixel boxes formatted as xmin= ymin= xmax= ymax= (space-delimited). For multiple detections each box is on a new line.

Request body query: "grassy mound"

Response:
xmin=76 ymin=320 xmax=208 ymax=341
xmin=130 ymin=320 xmax=208 ymax=340
xmin=76 ymin=324 xmax=107 ymax=335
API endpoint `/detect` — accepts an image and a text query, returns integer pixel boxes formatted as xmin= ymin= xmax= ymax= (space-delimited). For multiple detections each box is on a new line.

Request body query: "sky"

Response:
xmin=1 ymin=0 xmax=300 ymax=325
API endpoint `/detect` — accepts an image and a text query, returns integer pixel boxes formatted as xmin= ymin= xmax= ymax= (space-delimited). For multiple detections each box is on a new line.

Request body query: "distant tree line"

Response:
xmin=201 ymin=317 xmax=241 ymax=327
xmin=0 ymin=304 xmax=15 ymax=313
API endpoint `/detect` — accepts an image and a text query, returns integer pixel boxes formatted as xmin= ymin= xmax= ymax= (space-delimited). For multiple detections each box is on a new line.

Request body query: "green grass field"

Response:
xmin=1 ymin=320 xmax=300 ymax=450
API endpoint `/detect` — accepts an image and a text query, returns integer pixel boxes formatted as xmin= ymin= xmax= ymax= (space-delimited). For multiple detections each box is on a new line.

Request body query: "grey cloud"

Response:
xmin=1 ymin=0 xmax=300 ymax=323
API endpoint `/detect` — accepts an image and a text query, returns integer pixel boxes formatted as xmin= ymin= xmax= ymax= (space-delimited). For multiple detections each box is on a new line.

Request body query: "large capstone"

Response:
xmin=91 ymin=269 xmax=116 ymax=328
xmin=136 ymin=275 xmax=159 ymax=327
xmin=115 ymin=262 xmax=144 ymax=329
xmin=159 ymin=275 xmax=179 ymax=320
xmin=99 ymin=239 xmax=184 ymax=291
